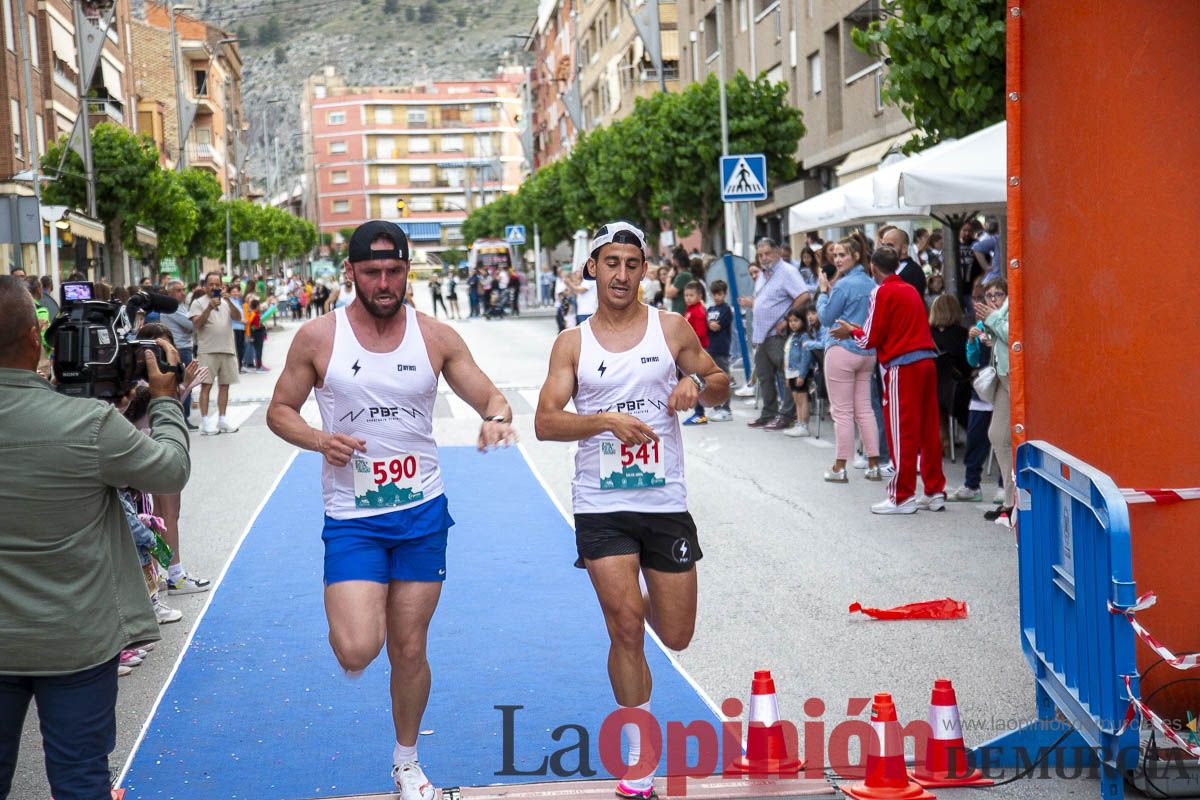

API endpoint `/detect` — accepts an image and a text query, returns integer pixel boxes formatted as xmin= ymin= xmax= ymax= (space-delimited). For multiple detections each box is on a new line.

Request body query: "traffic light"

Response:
xmin=396 ymin=198 xmax=409 ymax=218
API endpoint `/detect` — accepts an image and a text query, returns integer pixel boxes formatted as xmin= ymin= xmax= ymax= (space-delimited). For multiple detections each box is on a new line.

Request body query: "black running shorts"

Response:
xmin=573 ymin=510 xmax=702 ymax=573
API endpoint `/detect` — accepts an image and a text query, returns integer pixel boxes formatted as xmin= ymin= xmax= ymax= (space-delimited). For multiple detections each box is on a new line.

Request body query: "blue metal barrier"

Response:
xmin=978 ymin=440 xmax=1140 ymax=800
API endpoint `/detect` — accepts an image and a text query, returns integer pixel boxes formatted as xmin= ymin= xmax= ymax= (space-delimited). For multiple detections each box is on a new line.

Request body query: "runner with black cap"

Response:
xmin=535 ymin=221 xmax=729 ymax=799
xmin=267 ymin=219 xmax=516 ymax=800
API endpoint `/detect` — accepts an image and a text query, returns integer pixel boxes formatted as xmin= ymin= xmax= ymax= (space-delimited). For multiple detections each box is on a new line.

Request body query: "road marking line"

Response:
xmin=219 ymin=402 xmax=261 ymax=430
xmin=115 ymin=449 xmax=300 ymax=789
xmin=515 ymin=442 xmax=727 ymax=722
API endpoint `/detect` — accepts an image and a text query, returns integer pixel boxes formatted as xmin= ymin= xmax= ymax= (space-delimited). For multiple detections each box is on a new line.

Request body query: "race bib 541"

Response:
xmin=599 ymin=439 xmax=666 ymax=490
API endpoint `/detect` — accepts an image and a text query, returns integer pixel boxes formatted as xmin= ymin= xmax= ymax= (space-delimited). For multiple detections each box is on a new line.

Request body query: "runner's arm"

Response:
xmin=534 ymin=331 xmax=657 ymax=444
xmin=266 ymin=322 xmax=365 ymax=465
xmin=664 ymin=314 xmax=730 ymax=407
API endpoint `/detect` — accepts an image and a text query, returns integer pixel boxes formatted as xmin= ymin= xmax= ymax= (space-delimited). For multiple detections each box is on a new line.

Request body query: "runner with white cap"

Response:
xmin=535 ymin=221 xmax=729 ymax=799
xmin=267 ymin=219 xmax=516 ymax=800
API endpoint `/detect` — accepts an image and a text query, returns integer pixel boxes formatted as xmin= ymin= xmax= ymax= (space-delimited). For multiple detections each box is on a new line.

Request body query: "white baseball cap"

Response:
xmin=588 ymin=221 xmax=650 ymax=260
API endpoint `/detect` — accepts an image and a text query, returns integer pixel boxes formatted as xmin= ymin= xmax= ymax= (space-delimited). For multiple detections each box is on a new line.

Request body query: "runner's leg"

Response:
xmin=641 ymin=567 xmax=697 ymax=652
xmin=324 ymin=580 xmax=388 ymax=673
xmin=585 ymin=554 xmax=652 ymax=706
xmin=385 ymin=580 xmax=443 ymax=747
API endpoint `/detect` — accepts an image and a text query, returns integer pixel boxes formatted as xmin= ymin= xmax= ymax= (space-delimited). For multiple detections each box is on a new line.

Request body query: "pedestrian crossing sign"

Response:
xmin=720 ymin=154 xmax=768 ymax=202
xmin=505 ymin=225 xmax=526 ymax=245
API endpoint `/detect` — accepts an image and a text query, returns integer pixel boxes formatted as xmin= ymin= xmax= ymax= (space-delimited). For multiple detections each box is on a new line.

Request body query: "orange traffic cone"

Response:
xmin=725 ymin=670 xmax=802 ymax=777
xmin=841 ymin=693 xmax=935 ymax=800
xmin=910 ymin=679 xmax=992 ymax=787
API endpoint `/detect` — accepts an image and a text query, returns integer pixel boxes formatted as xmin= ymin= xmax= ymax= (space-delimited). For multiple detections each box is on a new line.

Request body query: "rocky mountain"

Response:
xmin=189 ymin=0 xmax=538 ymax=194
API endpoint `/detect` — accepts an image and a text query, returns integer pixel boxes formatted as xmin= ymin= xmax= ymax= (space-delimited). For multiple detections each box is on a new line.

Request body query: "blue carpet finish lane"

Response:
xmin=121 ymin=448 xmax=719 ymax=800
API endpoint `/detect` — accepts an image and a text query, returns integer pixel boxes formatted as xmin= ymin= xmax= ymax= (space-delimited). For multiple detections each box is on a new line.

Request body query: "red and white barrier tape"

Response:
xmin=1109 ymin=592 xmax=1200 ymax=670
xmin=1120 ymin=487 xmax=1200 ymax=505
xmin=1119 ymin=675 xmax=1200 ymax=761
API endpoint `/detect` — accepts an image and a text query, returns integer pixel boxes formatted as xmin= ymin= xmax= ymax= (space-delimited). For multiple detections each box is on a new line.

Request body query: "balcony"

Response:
xmin=188 ymin=143 xmax=226 ymax=172
xmin=87 ymin=98 xmax=125 ymax=125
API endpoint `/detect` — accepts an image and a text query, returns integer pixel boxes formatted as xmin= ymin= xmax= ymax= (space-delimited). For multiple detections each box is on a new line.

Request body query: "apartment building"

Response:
xmin=1 ymin=0 xmax=135 ymax=274
xmin=526 ymin=0 xmax=578 ymax=169
xmin=302 ymin=65 xmax=524 ymax=260
xmin=132 ymin=3 xmax=243 ymax=194
xmin=576 ymin=0 xmax=681 ymax=131
xmin=677 ymin=0 xmax=911 ymax=242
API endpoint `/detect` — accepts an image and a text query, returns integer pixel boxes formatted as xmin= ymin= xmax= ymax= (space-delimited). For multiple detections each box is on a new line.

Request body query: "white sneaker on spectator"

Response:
xmin=153 ymin=594 xmax=183 ymax=624
xmin=392 ymin=761 xmax=435 ymax=800
xmin=993 ymin=487 xmax=1006 ymax=505
xmin=200 ymin=416 xmax=220 ymax=436
xmin=117 ymin=664 xmax=133 ymax=677
xmin=823 ymin=467 xmax=848 ymax=483
xmin=871 ymin=497 xmax=918 ymax=515
xmin=948 ymin=486 xmax=982 ymax=502
xmin=852 ymin=454 xmax=869 ymax=469
xmin=742 ymin=397 xmax=757 ymax=406
xmin=864 ymin=466 xmax=883 ymax=481
xmin=168 ymin=571 xmax=212 ymax=595
xmin=217 ymin=417 xmax=239 ymax=434
xmin=784 ymin=424 xmax=810 ymax=438
xmin=916 ymin=492 xmax=947 ymax=512
xmin=734 ymin=384 xmax=756 ymax=398
xmin=708 ymin=408 xmax=733 ymax=422
xmin=879 ymin=463 xmax=896 ymax=477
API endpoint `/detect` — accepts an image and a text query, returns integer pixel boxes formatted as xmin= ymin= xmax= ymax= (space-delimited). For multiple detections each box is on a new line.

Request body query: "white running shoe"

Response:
xmin=784 ymin=424 xmax=810 ymax=438
xmin=823 ymin=467 xmax=848 ymax=483
xmin=393 ymin=761 xmax=435 ymax=800
xmin=708 ymin=408 xmax=733 ymax=421
xmin=733 ymin=384 xmax=756 ymax=398
xmin=878 ymin=463 xmax=896 ymax=477
xmin=742 ymin=397 xmax=757 ymax=406
xmin=217 ymin=417 xmax=239 ymax=434
xmin=153 ymin=594 xmax=183 ymax=624
xmin=199 ymin=416 xmax=220 ymax=436
xmin=916 ymin=492 xmax=947 ymax=512
xmin=852 ymin=454 xmax=869 ymax=469
xmin=167 ymin=571 xmax=212 ymax=595
xmin=871 ymin=497 xmax=918 ymax=515
xmin=948 ymin=486 xmax=982 ymax=502
xmin=993 ymin=487 xmax=1006 ymax=505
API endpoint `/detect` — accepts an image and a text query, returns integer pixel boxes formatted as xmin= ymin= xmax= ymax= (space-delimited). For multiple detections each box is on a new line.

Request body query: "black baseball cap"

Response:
xmin=347 ymin=220 xmax=410 ymax=263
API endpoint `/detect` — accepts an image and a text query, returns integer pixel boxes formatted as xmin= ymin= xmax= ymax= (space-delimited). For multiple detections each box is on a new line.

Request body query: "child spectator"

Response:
xmin=833 ymin=247 xmax=947 ymax=514
xmin=682 ymin=280 xmax=710 ymax=425
xmin=705 ymin=280 xmax=734 ymax=421
xmin=246 ymin=298 xmax=268 ymax=372
xmin=782 ymin=307 xmax=819 ymax=438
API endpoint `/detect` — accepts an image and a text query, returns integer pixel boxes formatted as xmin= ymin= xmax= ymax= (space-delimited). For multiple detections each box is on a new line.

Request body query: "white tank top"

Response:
xmin=572 ymin=307 xmax=687 ymax=514
xmin=334 ymin=284 xmax=356 ymax=309
xmin=316 ymin=305 xmax=443 ymax=520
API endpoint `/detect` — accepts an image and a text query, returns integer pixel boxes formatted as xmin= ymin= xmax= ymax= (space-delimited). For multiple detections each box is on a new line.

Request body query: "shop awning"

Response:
xmin=835 ymin=131 xmax=913 ymax=181
xmin=50 ymin=18 xmax=77 ymax=66
xmin=100 ymin=58 xmax=124 ymax=103
xmin=661 ymin=29 xmax=679 ymax=62
xmin=65 ymin=211 xmax=106 ymax=243
xmin=789 ymin=158 xmax=929 ymax=231
xmin=135 ymin=224 xmax=158 ymax=248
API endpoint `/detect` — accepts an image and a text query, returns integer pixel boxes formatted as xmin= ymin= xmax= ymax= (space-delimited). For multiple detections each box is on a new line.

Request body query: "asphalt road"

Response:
xmin=13 ymin=287 xmax=1106 ymax=800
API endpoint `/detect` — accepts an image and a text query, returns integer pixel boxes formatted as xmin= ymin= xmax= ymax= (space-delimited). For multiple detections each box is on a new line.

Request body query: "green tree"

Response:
xmin=178 ymin=169 xmax=226 ymax=262
xmin=418 ymin=0 xmax=437 ymax=23
xmin=139 ymin=169 xmax=198 ymax=259
xmin=42 ymin=123 xmax=192 ymax=265
xmin=649 ymin=72 xmax=804 ymax=246
xmin=852 ymin=0 xmax=1006 ymax=152
xmin=257 ymin=15 xmax=282 ymax=46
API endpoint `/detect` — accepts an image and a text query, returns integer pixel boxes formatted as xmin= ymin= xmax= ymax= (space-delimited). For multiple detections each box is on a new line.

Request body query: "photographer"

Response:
xmin=0 ymin=276 xmax=191 ymax=800
xmin=187 ymin=271 xmax=242 ymax=436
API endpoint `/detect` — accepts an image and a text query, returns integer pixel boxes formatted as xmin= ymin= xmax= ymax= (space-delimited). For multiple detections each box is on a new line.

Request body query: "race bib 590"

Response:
xmin=353 ymin=453 xmax=424 ymax=508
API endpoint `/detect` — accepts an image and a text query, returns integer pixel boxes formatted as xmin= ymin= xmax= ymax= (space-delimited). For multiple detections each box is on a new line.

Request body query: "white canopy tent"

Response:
xmin=788 ymin=155 xmax=929 ymax=231
xmin=881 ymin=122 xmax=1006 ymax=217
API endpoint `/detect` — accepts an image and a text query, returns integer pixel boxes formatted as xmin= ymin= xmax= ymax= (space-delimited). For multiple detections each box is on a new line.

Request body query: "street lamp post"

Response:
xmin=169 ymin=4 xmax=194 ymax=171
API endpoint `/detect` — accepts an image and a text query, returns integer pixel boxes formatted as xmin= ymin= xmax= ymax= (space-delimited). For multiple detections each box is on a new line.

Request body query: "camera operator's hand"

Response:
xmin=145 ymin=337 xmax=181 ymax=399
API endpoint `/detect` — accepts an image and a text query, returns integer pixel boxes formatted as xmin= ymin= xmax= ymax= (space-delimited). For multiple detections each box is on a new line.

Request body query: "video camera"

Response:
xmin=47 ymin=281 xmax=183 ymax=399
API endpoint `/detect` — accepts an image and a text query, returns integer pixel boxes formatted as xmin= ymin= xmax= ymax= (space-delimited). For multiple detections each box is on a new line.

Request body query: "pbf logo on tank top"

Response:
xmin=340 ymin=406 xmax=426 ymax=422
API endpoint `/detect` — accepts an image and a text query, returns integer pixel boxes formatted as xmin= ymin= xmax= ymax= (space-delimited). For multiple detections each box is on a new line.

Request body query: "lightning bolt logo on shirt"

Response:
xmin=351 ymin=359 xmax=361 ymax=376
xmin=597 ymin=360 xmax=607 ymax=377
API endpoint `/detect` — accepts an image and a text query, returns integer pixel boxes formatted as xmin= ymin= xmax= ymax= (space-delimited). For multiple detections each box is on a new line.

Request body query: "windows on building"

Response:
xmin=409 ymin=195 xmax=433 ymax=212
xmin=441 ymin=135 xmax=464 ymax=152
xmin=313 ymin=85 xmax=327 ymax=99
xmin=194 ymin=70 xmax=208 ymax=97
xmin=808 ymin=52 xmax=822 ymax=96
xmin=2 ymin=0 xmax=13 ymax=51
xmin=10 ymin=99 xmax=22 ymax=158
xmin=331 ymin=169 xmax=349 ymax=184
xmin=472 ymin=105 xmax=493 ymax=123
xmin=28 ymin=14 xmax=37 ymax=67
xmin=407 ymin=108 xmax=427 ymax=126
xmin=408 ymin=165 xmax=433 ymax=184
xmin=332 ymin=199 xmax=350 ymax=213
xmin=329 ymin=140 xmax=347 ymax=154
xmin=377 ymin=166 xmax=397 ymax=184
xmin=376 ymin=106 xmax=394 ymax=124
xmin=375 ymin=136 xmax=395 ymax=158
xmin=703 ymin=10 xmax=718 ymax=60
xmin=327 ymin=110 xmax=346 ymax=125
xmin=408 ymin=137 xmax=431 ymax=153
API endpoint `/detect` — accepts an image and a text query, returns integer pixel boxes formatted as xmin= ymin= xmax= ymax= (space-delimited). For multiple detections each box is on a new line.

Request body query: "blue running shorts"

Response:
xmin=322 ymin=494 xmax=455 ymax=585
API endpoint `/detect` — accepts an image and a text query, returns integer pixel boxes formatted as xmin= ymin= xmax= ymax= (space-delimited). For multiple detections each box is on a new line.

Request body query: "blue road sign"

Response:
xmin=505 ymin=224 xmax=527 ymax=245
xmin=720 ymin=154 xmax=768 ymax=202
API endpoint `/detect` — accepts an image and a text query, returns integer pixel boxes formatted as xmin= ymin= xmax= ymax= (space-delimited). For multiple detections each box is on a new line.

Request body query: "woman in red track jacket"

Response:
xmin=832 ymin=247 xmax=947 ymax=514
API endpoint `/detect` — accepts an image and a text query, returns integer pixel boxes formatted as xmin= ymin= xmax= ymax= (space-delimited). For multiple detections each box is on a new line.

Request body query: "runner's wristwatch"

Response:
xmin=484 ymin=415 xmax=509 ymax=424
xmin=687 ymin=373 xmax=706 ymax=393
